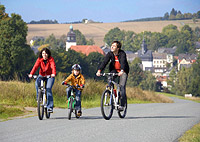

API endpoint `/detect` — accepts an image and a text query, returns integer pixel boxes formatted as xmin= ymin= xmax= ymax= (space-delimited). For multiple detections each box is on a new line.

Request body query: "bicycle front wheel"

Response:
xmin=101 ymin=90 xmax=113 ymax=120
xmin=68 ymin=98 xmax=73 ymax=120
xmin=37 ymin=90 xmax=44 ymax=120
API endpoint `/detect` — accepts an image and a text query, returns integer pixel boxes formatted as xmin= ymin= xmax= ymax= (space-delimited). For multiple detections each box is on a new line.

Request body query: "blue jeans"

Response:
xmin=66 ymin=87 xmax=82 ymax=111
xmin=35 ymin=75 xmax=55 ymax=110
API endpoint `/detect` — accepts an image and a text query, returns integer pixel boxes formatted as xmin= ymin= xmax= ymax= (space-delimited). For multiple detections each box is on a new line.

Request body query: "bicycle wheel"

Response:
xmin=101 ymin=90 xmax=113 ymax=120
xmin=37 ymin=90 xmax=44 ymax=120
xmin=45 ymin=108 xmax=50 ymax=119
xmin=45 ymin=95 xmax=50 ymax=119
xmin=68 ymin=97 xmax=73 ymax=120
xmin=118 ymin=96 xmax=127 ymax=118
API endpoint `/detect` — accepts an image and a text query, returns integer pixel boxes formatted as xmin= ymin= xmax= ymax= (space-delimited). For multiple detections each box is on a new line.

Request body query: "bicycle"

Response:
xmin=31 ymin=75 xmax=51 ymax=120
xmin=63 ymin=84 xmax=81 ymax=120
xmin=100 ymin=73 xmax=127 ymax=120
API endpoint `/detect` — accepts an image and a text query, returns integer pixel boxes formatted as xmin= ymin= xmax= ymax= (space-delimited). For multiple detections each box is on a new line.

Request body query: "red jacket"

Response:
xmin=30 ymin=57 xmax=56 ymax=76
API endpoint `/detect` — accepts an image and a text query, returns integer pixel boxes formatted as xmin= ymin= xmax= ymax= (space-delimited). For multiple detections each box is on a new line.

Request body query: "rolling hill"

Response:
xmin=27 ymin=19 xmax=200 ymax=47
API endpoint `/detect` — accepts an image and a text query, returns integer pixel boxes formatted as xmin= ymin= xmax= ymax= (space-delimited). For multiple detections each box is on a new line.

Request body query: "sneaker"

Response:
xmin=47 ymin=108 xmax=53 ymax=113
xmin=77 ymin=110 xmax=82 ymax=116
xmin=118 ymin=106 xmax=124 ymax=111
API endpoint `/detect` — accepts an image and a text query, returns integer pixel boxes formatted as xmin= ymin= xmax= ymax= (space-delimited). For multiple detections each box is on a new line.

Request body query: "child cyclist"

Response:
xmin=62 ymin=64 xmax=85 ymax=116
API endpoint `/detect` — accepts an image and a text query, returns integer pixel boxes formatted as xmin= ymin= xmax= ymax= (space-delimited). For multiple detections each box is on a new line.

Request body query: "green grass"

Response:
xmin=0 ymin=105 xmax=24 ymax=120
xmin=179 ymin=123 xmax=200 ymax=142
xmin=157 ymin=92 xmax=200 ymax=103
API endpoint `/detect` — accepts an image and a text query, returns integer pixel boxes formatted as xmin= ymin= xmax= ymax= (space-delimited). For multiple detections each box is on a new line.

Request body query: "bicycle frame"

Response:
xmin=104 ymin=73 xmax=120 ymax=109
xmin=67 ymin=92 xmax=76 ymax=109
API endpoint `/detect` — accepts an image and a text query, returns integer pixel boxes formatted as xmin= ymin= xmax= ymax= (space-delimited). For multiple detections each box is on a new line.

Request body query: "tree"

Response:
xmin=74 ymin=29 xmax=87 ymax=45
xmin=104 ymin=27 xmax=125 ymax=46
xmin=174 ymin=67 xmax=193 ymax=96
xmin=148 ymin=32 xmax=168 ymax=51
xmin=169 ymin=8 xmax=177 ymax=20
xmin=86 ymin=52 xmax=104 ymax=78
xmin=44 ymin=34 xmax=58 ymax=50
xmin=162 ymin=24 xmax=180 ymax=49
xmin=167 ymin=68 xmax=177 ymax=93
xmin=163 ymin=12 xmax=169 ymax=20
xmin=139 ymin=71 xmax=156 ymax=91
xmin=176 ymin=25 xmax=195 ymax=54
xmin=127 ymin=58 xmax=143 ymax=87
xmin=0 ymin=5 xmax=8 ymax=20
xmin=0 ymin=5 xmax=35 ymax=80
xmin=189 ymin=54 xmax=200 ymax=96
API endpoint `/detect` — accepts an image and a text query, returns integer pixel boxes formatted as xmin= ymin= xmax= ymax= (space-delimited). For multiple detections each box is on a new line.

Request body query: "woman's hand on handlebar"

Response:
xmin=28 ymin=74 xmax=33 ymax=78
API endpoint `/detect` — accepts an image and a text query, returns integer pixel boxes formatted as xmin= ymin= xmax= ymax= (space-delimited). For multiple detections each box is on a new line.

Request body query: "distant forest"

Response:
xmin=28 ymin=19 xmax=58 ymax=24
xmin=124 ymin=8 xmax=200 ymax=22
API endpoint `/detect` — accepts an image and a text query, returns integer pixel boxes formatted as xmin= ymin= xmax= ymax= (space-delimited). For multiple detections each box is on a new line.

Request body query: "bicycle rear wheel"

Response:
xmin=118 ymin=97 xmax=127 ymax=118
xmin=45 ymin=108 xmax=50 ymax=119
xmin=68 ymin=98 xmax=73 ymax=120
xmin=37 ymin=90 xmax=44 ymax=120
xmin=101 ymin=90 xmax=113 ymax=120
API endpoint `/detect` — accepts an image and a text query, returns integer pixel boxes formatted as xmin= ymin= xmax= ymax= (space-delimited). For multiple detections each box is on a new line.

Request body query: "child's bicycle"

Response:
xmin=63 ymin=84 xmax=81 ymax=120
xmin=31 ymin=75 xmax=51 ymax=120
xmin=100 ymin=73 xmax=127 ymax=120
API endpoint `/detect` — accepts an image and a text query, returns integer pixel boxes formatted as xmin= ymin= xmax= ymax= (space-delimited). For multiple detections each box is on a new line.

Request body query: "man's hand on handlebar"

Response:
xmin=96 ymin=70 xmax=101 ymax=77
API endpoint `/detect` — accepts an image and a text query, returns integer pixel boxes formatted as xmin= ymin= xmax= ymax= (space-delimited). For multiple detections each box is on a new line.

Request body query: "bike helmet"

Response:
xmin=72 ymin=64 xmax=81 ymax=71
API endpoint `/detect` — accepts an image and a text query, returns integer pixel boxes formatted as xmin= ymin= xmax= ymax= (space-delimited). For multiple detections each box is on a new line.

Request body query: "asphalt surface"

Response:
xmin=0 ymin=97 xmax=200 ymax=142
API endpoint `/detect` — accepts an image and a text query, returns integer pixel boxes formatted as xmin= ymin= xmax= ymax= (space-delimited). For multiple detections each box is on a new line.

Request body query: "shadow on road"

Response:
xmin=125 ymin=115 xmax=194 ymax=119
xmin=51 ymin=116 xmax=103 ymax=120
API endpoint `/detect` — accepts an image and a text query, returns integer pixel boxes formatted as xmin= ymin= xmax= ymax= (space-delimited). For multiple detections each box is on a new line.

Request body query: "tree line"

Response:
xmin=28 ymin=19 xmax=58 ymax=24
xmin=125 ymin=8 xmax=200 ymax=22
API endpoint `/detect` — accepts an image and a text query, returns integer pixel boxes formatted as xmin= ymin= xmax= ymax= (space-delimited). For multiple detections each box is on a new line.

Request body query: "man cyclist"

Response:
xmin=96 ymin=41 xmax=129 ymax=111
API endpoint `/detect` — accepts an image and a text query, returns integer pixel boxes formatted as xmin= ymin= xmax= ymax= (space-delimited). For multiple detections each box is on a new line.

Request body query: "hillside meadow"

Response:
xmin=27 ymin=19 xmax=200 ymax=47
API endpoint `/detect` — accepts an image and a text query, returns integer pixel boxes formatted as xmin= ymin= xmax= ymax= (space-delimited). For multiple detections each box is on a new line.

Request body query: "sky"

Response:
xmin=1 ymin=0 xmax=200 ymax=23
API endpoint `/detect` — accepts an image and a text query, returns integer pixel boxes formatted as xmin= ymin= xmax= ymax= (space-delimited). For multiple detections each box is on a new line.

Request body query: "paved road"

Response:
xmin=0 ymin=97 xmax=200 ymax=142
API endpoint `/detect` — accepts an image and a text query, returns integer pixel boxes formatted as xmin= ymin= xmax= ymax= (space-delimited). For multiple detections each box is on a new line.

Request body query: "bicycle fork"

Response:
xmin=40 ymin=80 xmax=47 ymax=108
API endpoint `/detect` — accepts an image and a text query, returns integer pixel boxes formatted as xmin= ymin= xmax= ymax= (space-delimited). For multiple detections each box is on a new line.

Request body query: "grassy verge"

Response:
xmin=0 ymin=104 xmax=24 ymax=120
xmin=0 ymin=77 xmax=172 ymax=120
xmin=156 ymin=92 xmax=200 ymax=103
xmin=179 ymin=123 xmax=200 ymax=142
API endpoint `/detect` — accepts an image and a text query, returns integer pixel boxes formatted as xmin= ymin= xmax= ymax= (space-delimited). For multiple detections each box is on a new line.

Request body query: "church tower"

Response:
xmin=66 ymin=25 xmax=76 ymax=51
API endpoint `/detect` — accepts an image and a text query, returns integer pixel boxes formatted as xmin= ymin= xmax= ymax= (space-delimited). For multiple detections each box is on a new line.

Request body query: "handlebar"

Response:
xmin=100 ymin=73 xmax=118 ymax=76
xmin=62 ymin=83 xmax=83 ymax=89
xmin=28 ymin=74 xmax=51 ymax=80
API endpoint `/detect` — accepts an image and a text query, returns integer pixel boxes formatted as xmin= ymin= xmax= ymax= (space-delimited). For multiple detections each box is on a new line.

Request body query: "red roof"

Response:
xmin=70 ymin=45 xmax=105 ymax=56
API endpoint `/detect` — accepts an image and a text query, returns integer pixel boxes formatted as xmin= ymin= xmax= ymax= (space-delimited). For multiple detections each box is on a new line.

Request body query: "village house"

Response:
xmin=152 ymin=52 xmax=167 ymax=76
xmin=177 ymin=53 xmax=197 ymax=70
